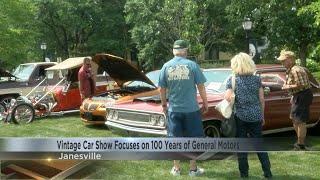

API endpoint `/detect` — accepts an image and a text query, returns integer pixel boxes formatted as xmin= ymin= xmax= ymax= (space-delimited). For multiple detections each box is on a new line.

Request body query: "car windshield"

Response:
xmin=203 ymin=69 xmax=232 ymax=93
xmin=12 ymin=64 xmax=35 ymax=81
xmin=126 ymin=69 xmax=231 ymax=92
xmin=126 ymin=70 xmax=160 ymax=88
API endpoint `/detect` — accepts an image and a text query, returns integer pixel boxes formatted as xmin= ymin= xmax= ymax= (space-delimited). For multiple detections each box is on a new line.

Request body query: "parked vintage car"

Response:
xmin=80 ymin=54 xmax=159 ymax=125
xmin=2 ymin=55 xmax=117 ymax=124
xmin=105 ymin=65 xmax=320 ymax=137
xmin=0 ymin=62 xmax=57 ymax=107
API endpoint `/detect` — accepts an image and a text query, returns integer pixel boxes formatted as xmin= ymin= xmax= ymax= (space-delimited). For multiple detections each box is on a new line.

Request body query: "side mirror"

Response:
xmin=264 ymin=87 xmax=270 ymax=95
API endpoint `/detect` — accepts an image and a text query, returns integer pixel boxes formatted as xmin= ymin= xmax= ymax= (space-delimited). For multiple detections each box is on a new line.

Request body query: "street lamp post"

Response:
xmin=40 ymin=43 xmax=47 ymax=62
xmin=242 ymin=17 xmax=252 ymax=54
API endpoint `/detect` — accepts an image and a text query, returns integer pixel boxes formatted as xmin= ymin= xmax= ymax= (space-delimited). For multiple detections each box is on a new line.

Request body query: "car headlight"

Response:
xmin=113 ymin=111 xmax=118 ymax=120
xmin=158 ymin=115 xmax=166 ymax=127
xmin=150 ymin=115 xmax=158 ymax=126
xmin=107 ymin=110 xmax=114 ymax=119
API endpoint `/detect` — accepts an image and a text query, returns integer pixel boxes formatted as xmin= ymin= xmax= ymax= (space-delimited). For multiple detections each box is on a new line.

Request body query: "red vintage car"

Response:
xmin=105 ymin=65 xmax=320 ymax=137
xmin=1 ymin=55 xmax=117 ymax=124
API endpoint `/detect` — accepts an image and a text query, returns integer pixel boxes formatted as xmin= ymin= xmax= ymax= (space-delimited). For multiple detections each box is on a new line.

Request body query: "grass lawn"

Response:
xmin=0 ymin=115 xmax=319 ymax=179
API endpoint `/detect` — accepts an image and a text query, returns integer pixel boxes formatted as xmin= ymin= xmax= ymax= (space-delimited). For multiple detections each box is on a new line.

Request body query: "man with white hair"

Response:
xmin=277 ymin=50 xmax=313 ymax=150
xmin=158 ymin=40 xmax=208 ymax=176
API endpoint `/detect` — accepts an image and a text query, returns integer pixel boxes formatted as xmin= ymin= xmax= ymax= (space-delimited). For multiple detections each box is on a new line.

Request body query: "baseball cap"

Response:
xmin=277 ymin=50 xmax=295 ymax=61
xmin=173 ymin=40 xmax=189 ymax=49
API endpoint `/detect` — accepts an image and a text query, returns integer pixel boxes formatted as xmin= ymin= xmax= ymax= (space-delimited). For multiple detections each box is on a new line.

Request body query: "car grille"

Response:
xmin=89 ymin=104 xmax=99 ymax=111
xmin=84 ymin=103 xmax=89 ymax=111
xmin=83 ymin=103 xmax=99 ymax=111
xmin=108 ymin=110 xmax=166 ymax=128
xmin=118 ymin=111 xmax=150 ymax=122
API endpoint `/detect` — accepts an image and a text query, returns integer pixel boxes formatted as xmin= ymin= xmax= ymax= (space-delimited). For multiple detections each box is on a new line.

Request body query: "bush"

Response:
xmin=198 ymin=60 xmax=230 ymax=68
xmin=306 ymin=59 xmax=320 ymax=72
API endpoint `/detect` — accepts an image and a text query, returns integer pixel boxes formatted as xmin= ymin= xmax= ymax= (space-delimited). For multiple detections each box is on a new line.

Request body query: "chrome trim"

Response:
xmin=106 ymin=121 xmax=167 ymax=135
xmin=106 ymin=108 xmax=167 ymax=127
xmin=107 ymin=118 xmax=166 ymax=129
xmin=50 ymin=109 xmax=79 ymax=116
xmin=25 ymin=77 xmax=47 ymax=97
xmin=107 ymin=107 xmax=166 ymax=116
xmin=262 ymin=122 xmax=318 ymax=135
xmin=34 ymin=77 xmax=66 ymax=105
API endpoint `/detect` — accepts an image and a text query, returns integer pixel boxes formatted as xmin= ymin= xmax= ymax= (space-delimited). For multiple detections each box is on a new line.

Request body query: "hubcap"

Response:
xmin=204 ymin=124 xmax=220 ymax=137
xmin=15 ymin=105 xmax=33 ymax=123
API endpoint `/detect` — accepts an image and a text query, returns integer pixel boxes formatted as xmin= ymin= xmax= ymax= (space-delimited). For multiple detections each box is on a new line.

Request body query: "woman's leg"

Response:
xmin=248 ymin=121 xmax=272 ymax=178
xmin=236 ymin=116 xmax=249 ymax=177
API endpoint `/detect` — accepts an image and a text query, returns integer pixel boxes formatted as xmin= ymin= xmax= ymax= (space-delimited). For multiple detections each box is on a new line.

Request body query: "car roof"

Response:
xmin=46 ymin=57 xmax=86 ymax=70
xmin=203 ymin=64 xmax=285 ymax=71
xmin=20 ymin=62 xmax=57 ymax=66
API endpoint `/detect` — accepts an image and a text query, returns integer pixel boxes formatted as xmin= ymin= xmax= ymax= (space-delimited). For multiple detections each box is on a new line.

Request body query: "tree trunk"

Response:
xmin=299 ymin=43 xmax=307 ymax=67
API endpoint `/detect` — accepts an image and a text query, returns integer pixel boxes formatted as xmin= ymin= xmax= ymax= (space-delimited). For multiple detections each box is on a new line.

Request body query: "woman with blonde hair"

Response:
xmin=225 ymin=52 xmax=272 ymax=178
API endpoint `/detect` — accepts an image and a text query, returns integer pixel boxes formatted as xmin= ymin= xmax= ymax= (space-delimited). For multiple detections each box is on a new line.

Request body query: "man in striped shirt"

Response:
xmin=277 ymin=50 xmax=313 ymax=150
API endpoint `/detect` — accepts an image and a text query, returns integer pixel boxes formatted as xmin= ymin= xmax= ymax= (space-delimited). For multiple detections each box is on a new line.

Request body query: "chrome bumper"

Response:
xmin=105 ymin=121 xmax=167 ymax=135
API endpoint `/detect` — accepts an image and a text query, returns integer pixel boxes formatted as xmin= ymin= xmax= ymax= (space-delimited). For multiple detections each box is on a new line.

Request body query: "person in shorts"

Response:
xmin=158 ymin=39 xmax=208 ymax=176
xmin=277 ymin=50 xmax=313 ymax=150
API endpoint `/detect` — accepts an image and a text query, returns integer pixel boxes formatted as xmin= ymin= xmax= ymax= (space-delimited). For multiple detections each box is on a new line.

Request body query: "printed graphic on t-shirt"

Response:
xmin=167 ymin=65 xmax=190 ymax=81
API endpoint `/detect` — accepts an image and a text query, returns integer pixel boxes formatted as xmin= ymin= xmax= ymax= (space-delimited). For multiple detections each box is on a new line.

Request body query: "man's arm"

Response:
xmin=197 ymin=84 xmax=208 ymax=113
xmin=159 ymin=87 xmax=167 ymax=113
xmin=78 ymin=71 xmax=85 ymax=98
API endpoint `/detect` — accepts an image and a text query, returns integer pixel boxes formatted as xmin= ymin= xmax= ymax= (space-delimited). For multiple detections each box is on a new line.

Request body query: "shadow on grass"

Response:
xmin=85 ymin=124 xmax=109 ymax=131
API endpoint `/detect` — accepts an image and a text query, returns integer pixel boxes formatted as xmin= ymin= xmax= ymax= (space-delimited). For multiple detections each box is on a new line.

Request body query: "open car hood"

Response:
xmin=0 ymin=68 xmax=18 ymax=79
xmin=93 ymin=54 xmax=155 ymax=87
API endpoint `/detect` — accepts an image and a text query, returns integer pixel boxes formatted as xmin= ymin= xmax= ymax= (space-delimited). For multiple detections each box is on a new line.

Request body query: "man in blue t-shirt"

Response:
xmin=158 ymin=39 xmax=208 ymax=177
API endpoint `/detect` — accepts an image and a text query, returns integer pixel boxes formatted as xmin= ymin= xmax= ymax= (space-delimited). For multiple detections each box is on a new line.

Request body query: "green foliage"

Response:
xmin=35 ymin=0 xmax=129 ymax=59
xmin=2 ymin=0 xmax=320 ymax=71
xmin=0 ymin=0 xmax=40 ymax=69
xmin=125 ymin=0 xmax=205 ymax=70
xmin=306 ymin=58 xmax=320 ymax=72
xmin=226 ymin=0 xmax=319 ymax=67
xmin=312 ymin=71 xmax=320 ymax=81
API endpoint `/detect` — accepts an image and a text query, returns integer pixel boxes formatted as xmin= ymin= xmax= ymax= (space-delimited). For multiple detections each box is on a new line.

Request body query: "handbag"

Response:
xmin=215 ymin=75 xmax=235 ymax=119
xmin=215 ymin=75 xmax=237 ymax=137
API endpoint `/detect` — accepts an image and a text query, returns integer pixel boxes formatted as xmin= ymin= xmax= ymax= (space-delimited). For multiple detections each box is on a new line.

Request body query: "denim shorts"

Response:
xmin=167 ymin=110 xmax=204 ymax=137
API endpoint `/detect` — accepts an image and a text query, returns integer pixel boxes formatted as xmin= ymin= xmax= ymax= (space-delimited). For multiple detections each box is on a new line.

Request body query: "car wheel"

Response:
xmin=203 ymin=121 xmax=221 ymax=137
xmin=11 ymin=103 xmax=35 ymax=124
xmin=1 ymin=96 xmax=14 ymax=109
xmin=0 ymin=102 xmax=7 ymax=121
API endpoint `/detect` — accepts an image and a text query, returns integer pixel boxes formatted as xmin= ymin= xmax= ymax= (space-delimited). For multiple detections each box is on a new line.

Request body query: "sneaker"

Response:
xmin=189 ymin=167 xmax=204 ymax=176
xmin=293 ymin=143 xmax=307 ymax=151
xmin=170 ymin=167 xmax=181 ymax=176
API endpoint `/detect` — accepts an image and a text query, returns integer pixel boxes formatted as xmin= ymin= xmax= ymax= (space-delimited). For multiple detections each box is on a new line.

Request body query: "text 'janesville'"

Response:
xmin=57 ymin=139 xmax=239 ymax=152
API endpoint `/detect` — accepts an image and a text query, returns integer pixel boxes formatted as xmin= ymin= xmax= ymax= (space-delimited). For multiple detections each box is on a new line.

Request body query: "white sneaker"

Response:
xmin=170 ymin=167 xmax=181 ymax=176
xmin=189 ymin=167 xmax=204 ymax=176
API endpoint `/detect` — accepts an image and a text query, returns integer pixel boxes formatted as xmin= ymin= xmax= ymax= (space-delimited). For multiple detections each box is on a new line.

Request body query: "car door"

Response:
xmin=258 ymin=71 xmax=292 ymax=131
